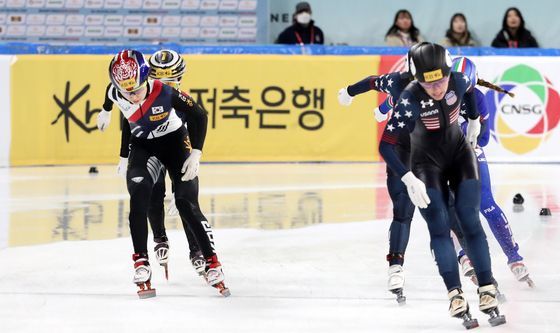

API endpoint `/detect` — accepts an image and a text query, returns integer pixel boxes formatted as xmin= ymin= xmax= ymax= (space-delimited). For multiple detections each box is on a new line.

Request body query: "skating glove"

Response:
xmin=97 ymin=110 xmax=111 ymax=132
xmin=374 ymin=107 xmax=388 ymax=122
xmin=337 ymin=87 xmax=354 ymax=106
xmin=181 ymin=149 xmax=202 ymax=182
xmin=167 ymin=195 xmax=179 ymax=216
xmin=116 ymin=157 xmax=127 ymax=178
xmin=466 ymin=117 xmax=481 ymax=149
xmin=401 ymin=171 xmax=431 ymax=209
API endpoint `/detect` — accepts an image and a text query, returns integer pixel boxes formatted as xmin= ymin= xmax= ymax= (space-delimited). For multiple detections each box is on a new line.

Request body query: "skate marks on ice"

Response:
xmin=1 ymin=222 xmax=559 ymax=333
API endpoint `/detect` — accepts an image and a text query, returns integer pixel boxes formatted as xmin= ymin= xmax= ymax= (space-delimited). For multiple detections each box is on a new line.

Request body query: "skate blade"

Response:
xmin=137 ymin=288 xmax=156 ymax=299
xmin=497 ymin=293 xmax=507 ymax=304
xmin=389 ymin=289 xmax=406 ymax=305
xmin=526 ymin=278 xmax=535 ymax=288
xmin=214 ymin=282 xmax=231 ymax=297
xmin=488 ymin=315 xmax=506 ymax=327
xmin=162 ymin=263 xmax=169 ymax=281
xmin=462 ymin=318 xmax=479 ymax=330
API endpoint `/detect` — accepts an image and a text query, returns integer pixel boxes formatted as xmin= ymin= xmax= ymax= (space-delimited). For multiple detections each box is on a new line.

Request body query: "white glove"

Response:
xmin=181 ymin=149 xmax=202 ymax=182
xmin=116 ymin=157 xmax=128 ymax=178
xmin=337 ymin=87 xmax=353 ymax=106
xmin=401 ymin=171 xmax=431 ymax=209
xmin=374 ymin=107 xmax=388 ymax=122
xmin=466 ymin=117 xmax=481 ymax=149
xmin=97 ymin=110 xmax=112 ymax=131
xmin=167 ymin=195 xmax=179 ymax=216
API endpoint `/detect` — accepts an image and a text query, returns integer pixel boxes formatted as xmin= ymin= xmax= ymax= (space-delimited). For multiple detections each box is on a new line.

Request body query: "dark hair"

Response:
xmin=385 ymin=9 xmax=420 ymax=42
xmin=502 ymin=7 xmax=527 ymax=34
xmin=445 ymin=13 xmax=472 ymax=45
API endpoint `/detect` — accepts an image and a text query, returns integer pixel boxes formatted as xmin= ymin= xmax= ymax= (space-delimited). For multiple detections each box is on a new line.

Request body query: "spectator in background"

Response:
xmin=441 ymin=13 xmax=477 ymax=47
xmin=491 ymin=7 xmax=538 ymax=48
xmin=276 ymin=2 xmax=324 ymax=45
xmin=385 ymin=10 xmax=424 ymax=47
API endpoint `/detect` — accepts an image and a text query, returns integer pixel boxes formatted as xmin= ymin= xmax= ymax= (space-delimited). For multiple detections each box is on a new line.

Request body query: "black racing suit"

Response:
xmin=379 ymin=72 xmax=493 ymax=291
xmin=103 ymin=79 xmax=214 ymax=258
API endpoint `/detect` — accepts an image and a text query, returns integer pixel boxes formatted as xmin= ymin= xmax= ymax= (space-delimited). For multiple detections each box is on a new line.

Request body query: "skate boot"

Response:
xmin=205 ymin=255 xmax=230 ymax=297
xmin=133 ymin=253 xmax=156 ymax=299
xmin=459 ymin=255 xmax=478 ymax=286
xmin=509 ymin=261 xmax=534 ymax=287
xmin=448 ymin=288 xmax=478 ymax=329
xmin=190 ymin=250 xmax=206 ymax=277
xmin=478 ymin=284 xmax=506 ymax=326
xmin=387 ymin=264 xmax=406 ymax=305
xmin=154 ymin=236 xmax=170 ymax=280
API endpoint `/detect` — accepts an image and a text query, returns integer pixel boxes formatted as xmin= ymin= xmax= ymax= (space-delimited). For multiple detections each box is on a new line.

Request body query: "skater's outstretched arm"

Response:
xmin=378 ymin=90 xmax=418 ymax=178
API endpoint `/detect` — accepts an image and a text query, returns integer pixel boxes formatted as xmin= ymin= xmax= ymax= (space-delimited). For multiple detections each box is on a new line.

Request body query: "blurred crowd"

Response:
xmin=276 ymin=2 xmax=539 ymax=48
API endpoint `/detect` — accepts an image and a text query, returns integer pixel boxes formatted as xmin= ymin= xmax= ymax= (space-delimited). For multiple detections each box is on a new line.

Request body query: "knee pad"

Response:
xmin=127 ymin=169 xmax=153 ymax=198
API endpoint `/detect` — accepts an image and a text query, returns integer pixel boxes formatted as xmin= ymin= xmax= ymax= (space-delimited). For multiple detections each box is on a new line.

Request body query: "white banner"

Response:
xmin=0 ymin=55 xmax=11 ymax=168
xmin=471 ymin=56 xmax=560 ymax=162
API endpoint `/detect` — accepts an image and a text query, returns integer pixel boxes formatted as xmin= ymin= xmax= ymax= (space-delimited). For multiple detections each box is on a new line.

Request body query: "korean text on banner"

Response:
xmin=10 ymin=54 xmax=382 ymax=165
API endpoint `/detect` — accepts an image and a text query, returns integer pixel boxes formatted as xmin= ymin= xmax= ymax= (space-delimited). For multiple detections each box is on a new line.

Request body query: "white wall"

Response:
xmin=0 ymin=55 xmax=10 ymax=249
xmin=269 ymin=0 xmax=558 ymax=48
xmin=0 ymin=56 xmax=11 ymax=168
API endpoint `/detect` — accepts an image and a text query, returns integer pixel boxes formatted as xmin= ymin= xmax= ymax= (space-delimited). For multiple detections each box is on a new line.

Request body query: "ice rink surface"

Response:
xmin=0 ymin=163 xmax=558 ymax=333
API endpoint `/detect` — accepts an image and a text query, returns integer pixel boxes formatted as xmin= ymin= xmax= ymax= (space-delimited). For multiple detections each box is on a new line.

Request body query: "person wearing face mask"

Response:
xmin=276 ymin=2 xmax=324 ymax=45
xmin=491 ymin=7 xmax=538 ymax=48
xmin=441 ymin=13 xmax=477 ymax=47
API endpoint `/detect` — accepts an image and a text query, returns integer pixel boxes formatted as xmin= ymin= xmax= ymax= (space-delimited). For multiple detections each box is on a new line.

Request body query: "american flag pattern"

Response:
xmin=381 ymin=72 xmax=475 ymax=144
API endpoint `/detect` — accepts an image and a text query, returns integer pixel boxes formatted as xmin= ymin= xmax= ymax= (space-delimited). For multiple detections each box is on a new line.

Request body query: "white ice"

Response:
xmin=0 ymin=164 xmax=559 ymax=333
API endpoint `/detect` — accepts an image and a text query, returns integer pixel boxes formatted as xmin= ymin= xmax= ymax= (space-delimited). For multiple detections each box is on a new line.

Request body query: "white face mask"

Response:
xmin=296 ymin=12 xmax=311 ymax=25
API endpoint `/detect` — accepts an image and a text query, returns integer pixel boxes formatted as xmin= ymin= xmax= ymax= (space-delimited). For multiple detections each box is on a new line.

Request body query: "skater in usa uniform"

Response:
xmin=378 ymin=43 xmax=505 ymax=328
xmin=338 ymin=43 xmax=425 ymax=304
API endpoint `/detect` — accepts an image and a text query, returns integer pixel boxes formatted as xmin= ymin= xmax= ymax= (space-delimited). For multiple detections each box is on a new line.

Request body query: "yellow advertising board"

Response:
xmin=10 ymin=54 xmax=381 ymax=165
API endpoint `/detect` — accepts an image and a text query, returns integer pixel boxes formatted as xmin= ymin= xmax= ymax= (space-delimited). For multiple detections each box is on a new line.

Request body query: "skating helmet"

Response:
xmin=149 ymin=49 xmax=186 ymax=85
xmin=108 ymin=50 xmax=150 ymax=92
xmin=405 ymin=42 xmax=429 ymax=74
xmin=409 ymin=43 xmax=452 ymax=83
xmin=451 ymin=56 xmax=478 ymax=86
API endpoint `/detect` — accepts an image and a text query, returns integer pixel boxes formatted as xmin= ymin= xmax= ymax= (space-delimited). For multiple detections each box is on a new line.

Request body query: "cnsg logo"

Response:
xmin=485 ymin=64 xmax=560 ymax=154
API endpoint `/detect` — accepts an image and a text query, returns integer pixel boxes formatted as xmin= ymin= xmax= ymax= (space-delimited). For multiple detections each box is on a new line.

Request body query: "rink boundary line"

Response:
xmin=1 ymin=291 xmax=559 ymax=304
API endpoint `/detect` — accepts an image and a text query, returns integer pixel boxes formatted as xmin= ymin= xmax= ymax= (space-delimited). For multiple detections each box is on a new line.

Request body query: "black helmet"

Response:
xmin=405 ymin=42 xmax=428 ymax=74
xmin=410 ymin=43 xmax=452 ymax=82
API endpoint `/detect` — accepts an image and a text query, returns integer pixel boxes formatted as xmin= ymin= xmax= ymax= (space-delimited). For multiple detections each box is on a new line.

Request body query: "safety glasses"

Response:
xmin=419 ymin=76 xmax=450 ymax=90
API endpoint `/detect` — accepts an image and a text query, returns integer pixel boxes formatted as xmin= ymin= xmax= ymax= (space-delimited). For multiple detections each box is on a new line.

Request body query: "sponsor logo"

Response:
xmin=149 ymin=112 xmax=169 ymax=121
xmin=420 ymin=99 xmax=434 ymax=108
xmin=420 ymin=109 xmax=439 ymax=117
xmin=423 ymin=69 xmax=443 ymax=82
xmin=131 ymin=176 xmax=144 ymax=183
xmin=485 ymin=64 xmax=560 ymax=154
xmin=445 ymin=90 xmax=457 ymax=105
